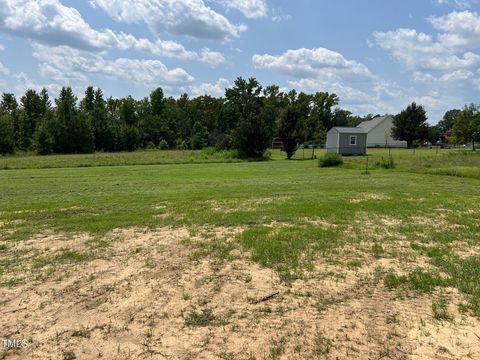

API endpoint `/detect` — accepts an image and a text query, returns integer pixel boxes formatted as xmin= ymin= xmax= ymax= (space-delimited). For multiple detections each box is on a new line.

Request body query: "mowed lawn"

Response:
xmin=1 ymin=149 xmax=480 ymax=359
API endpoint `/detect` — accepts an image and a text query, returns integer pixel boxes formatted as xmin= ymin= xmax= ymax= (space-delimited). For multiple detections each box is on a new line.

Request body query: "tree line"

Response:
xmin=392 ymin=103 xmax=480 ymax=150
xmin=0 ymin=77 xmax=478 ymax=157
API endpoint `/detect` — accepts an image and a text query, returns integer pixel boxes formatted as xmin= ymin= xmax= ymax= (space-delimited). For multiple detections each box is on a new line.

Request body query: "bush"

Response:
xmin=175 ymin=139 xmax=187 ymax=150
xmin=318 ymin=153 xmax=343 ymax=167
xmin=158 ymin=139 xmax=169 ymax=150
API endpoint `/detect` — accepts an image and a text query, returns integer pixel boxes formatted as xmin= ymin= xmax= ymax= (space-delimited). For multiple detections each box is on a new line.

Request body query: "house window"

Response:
xmin=350 ymin=136 xmax=357 ymax=146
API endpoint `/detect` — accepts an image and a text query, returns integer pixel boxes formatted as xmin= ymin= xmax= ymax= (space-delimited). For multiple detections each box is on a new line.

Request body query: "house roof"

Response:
xmin=358 ymin=115 xmax=394 ymax=133
xmin=329 ymin=127 xmax=367 ymax=134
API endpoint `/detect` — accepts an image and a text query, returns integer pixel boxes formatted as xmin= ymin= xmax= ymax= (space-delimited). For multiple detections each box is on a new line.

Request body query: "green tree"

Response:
xmin=392 ymin=102 xmax=429 ymax=148
xmin=261 ymin=85 xmax=287 ymax=142
xmin=190 ymin=121 xmax=210 ymax=149
xmin=0 ymin=112 xmax=15 ymax=154
xmin=331 ymin=108 xmax=352 ymax=127
xmin=91 ymin=88 xmax=112 ymax=150
xmin=226 ymin=77 xmax=268 ymax=158
xmin=1 ymin=93 xmax=19 ymax=149
xmin=309 ymin=92 xmax=340 ymax=131
xmin=19 ymin=89 xmax=43 ymax=149
xmin=55 ymin=87 xmax=94 ymax=153
xmin=39 ymin=88 xmax=51 ymax=115
xmin=438 ymin=109 xmax=461 ymax=134
xmin=33 ymin=112 xmax=55 ymax=155
xmin=427 ymin=125 xmax=442 ymax=145
xmin=140 ymin=89 xmax=175 ymax=147
xmin=452 ymin=104 xmax=480 ymax=150
xmin=277 ymin=91 xmax=302 ymax=159
xmin=118 ymin=96 xmax=140 ymax=151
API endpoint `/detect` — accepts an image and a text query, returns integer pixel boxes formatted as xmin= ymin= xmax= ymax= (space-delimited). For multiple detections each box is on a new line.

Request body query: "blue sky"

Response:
xmin=0 ymin=0 xmax=479 ymax=122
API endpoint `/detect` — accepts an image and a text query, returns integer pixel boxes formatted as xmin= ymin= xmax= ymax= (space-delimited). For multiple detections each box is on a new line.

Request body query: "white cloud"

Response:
xmin=430 ymin=11 xmax=480 ymax=49
xmin=270 ymin=7 xmax=292 ymax=23
xmin=32 ymin=44 xmax=194 ymax=88
xmin=435 ymin=0 xmax=478 ymax=9
xmin=190 ymin=78 xmax=230 ymax=97
xmin=372 ymin=9 xmax=480 ymax=120
xmin=374 ymin=11 xmax=480 ymax=71
xmin=252 ymin=48 xmax=373 ymax=81
xmin=0 ymin=60 xmax=10 ymax=75
xmin=212 ymin=0 xmax=267 ymax=19
xmin=0 ymin=0 xmax=226 ymax=65
xmin=91 ymin=0 xmax=247 ymax=40
xmin=198 ymin=48 xmax=226 ymax=67
xmin=288 ymin=77 xmax=409 ymax=116
xmin=251 ymin=47 xmax=414 ymax=116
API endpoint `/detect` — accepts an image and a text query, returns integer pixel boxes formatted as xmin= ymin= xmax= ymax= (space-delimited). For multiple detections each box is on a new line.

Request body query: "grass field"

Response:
xmin=1 ymin=148 xmax=480 ymax=359
xmin=0 ymin=148 xmax=242 ymax=170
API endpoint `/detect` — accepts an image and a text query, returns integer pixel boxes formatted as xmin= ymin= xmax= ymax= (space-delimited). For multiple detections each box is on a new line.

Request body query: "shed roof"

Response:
xmin=329 ymin=127 xmax=367 ymax=134
xmin=358 ymin=115 xmax=394 ymax=132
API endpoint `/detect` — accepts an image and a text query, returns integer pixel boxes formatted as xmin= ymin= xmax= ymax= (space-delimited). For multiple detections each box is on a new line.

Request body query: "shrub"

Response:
xmin=214 ymin=133 xmax=232 ymax=151
xmin=175 ymin=139 xmax=187 ymax=150
xmin=144 ymin=141 xmax=156 ymax=150
xmin=318 ymin=153 xmax=343 ymax=167
xmin=158 ymin=139 xmax=169 ymax=150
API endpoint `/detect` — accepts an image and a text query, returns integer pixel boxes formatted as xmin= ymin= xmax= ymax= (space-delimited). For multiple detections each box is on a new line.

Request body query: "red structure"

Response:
xmin=271 ymin=138 xmax=284 ymax=149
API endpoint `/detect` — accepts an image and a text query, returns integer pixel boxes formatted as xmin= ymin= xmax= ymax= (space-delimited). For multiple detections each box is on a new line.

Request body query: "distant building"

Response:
xmin=441 ymin=129 xmax=453 ymax=147
xmin=358 ymin=115 xmax=407 ymax=148
xmin=271 ymin=138 xmax=284 ymax=149
xmin=326 ymin=127 xmax=367 ymax=155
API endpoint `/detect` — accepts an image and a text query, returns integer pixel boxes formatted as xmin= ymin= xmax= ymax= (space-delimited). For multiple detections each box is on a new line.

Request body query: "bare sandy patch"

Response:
xmin=351 ymin=212 xmax=406 ymax=242
xmin=350 ymin=192 xmax=391 ymax=204
xmin=301 ymin=217 xmax=338 ymax=229
xmin=1 ymin=227 xmax=479 ymax=359
xmin=207 ymin=196 xmax=291 ymax=214
xmin=411 ymin=216 xmax=466 ymax=230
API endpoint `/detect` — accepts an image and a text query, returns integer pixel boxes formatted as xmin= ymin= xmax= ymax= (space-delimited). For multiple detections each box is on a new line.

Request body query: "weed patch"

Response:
xmin=185 ymin=308 xmax=218 ymax=327
xmin=384 ymin=268 xmax=448 ymax=294
xmin=432 ymin=295 xmax=453 ymax=321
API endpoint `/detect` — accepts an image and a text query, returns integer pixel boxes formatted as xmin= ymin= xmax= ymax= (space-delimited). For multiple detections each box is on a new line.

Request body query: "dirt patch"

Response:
xmin=301 ymin=217 xmax=338 ymax=229
xmin=1 ymin=227 xmax=479 ymax=359
xmin=350 ymin=192 xmax=391 ymax=203
xmin=207 ymin=196 xmax=291 ymax=214
xmin=411 ymin=215 xmax=466 ymax=230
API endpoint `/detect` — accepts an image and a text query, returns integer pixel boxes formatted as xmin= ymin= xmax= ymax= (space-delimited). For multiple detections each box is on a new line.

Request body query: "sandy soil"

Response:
xmin=1 ymin=227 xmax=479 ymax=359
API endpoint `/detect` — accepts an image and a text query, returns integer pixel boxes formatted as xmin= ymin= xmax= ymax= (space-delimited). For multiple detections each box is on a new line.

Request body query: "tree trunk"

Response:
xmin=473 ymin=140 xmax=476 ymax=151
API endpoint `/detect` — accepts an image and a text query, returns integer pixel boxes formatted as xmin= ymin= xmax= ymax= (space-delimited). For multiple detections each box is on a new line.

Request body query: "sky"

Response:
xmin=0 ymin=0 xmax=480 ymax=123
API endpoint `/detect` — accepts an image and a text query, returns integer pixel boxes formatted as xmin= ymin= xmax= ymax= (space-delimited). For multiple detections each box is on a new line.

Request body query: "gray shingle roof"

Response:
xmin=330 ymin=127 xmax=367 ymax=134
xmin=358 ymin=115 xmax=394 ymax=132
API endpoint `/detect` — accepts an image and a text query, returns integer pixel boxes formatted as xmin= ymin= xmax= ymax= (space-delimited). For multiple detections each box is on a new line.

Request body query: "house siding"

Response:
xmin=338 ymin=133 xmax=367 ymax=155
xmin=326 ymin=129 xmax=367 ymax=155
xmin=362 ymin=117 xmax=407 ymax=148
xmin=326 ymin=128 xmax=339 ymax=153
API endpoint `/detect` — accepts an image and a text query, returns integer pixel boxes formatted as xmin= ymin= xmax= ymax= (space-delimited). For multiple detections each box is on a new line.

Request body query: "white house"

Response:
xmin=357 ymin=115 xmax=407 ymax=148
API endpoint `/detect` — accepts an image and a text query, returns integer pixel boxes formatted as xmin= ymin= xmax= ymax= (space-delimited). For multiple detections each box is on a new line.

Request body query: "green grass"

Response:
xmin=341 ymin=147 xmax=480 ymax=180
xmin=0 ymin=148 xmax=242 ymax=170
xmin=1 ymin=148 xmax=480 ymax=314
xmin=432 ymin=295 xmax=453 ymax=321
xmin=32 ymin=250 xmax=90 ymax=269
xmin=384 ymin=268 xmax=448 ymax=294
xmin=184 ymin=308 xmax=218 ymax=327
